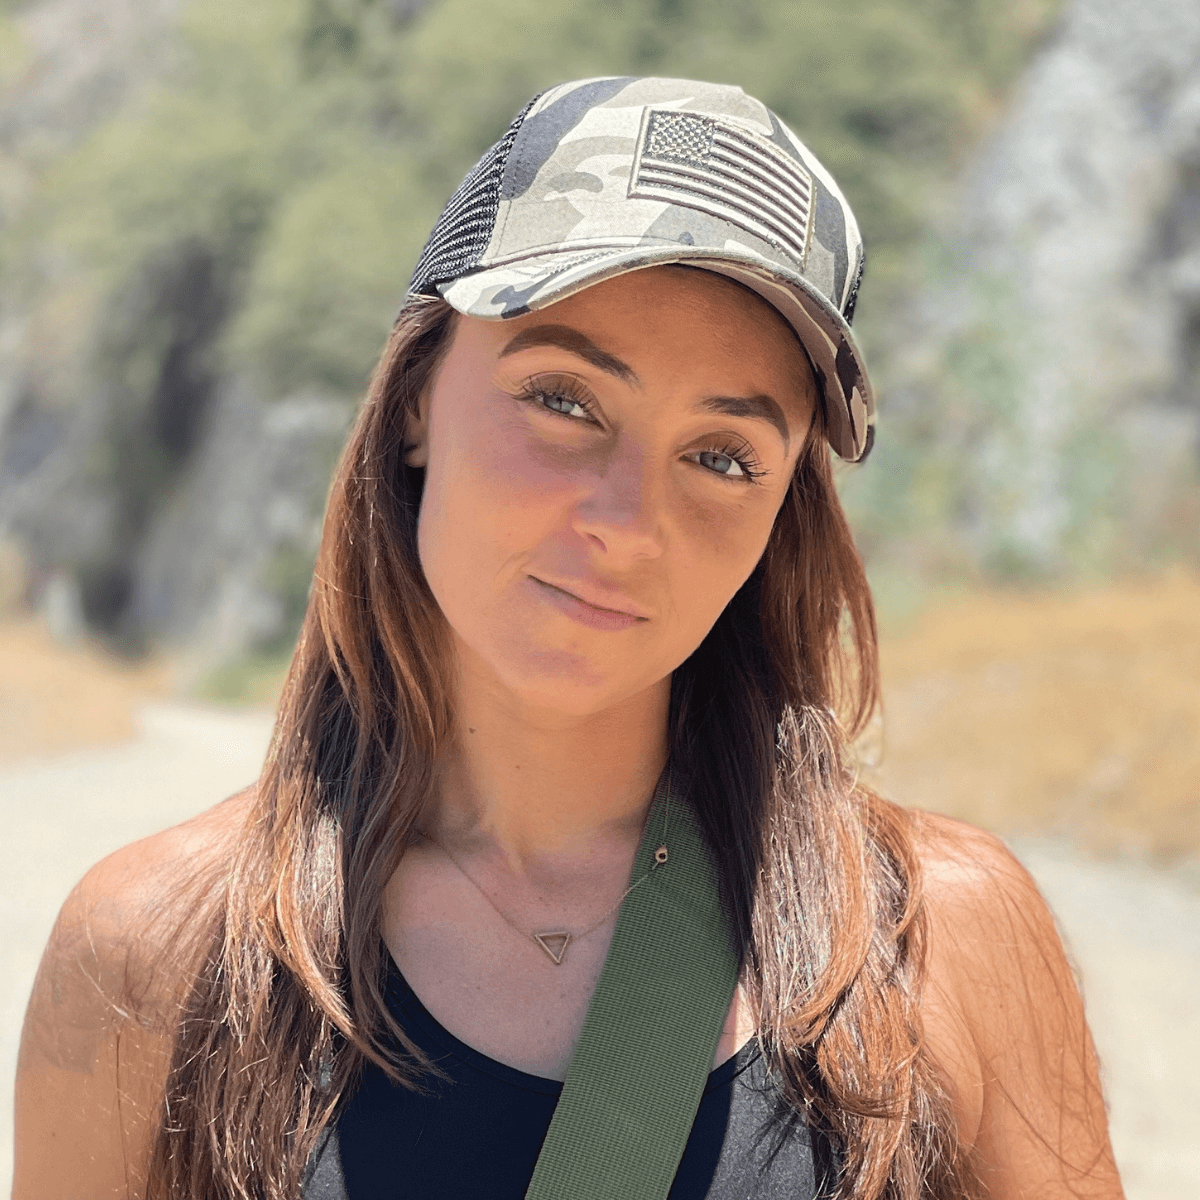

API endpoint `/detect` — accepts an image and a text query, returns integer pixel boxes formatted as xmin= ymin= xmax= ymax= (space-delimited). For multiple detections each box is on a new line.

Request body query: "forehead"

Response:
xmin=465 ymin=266 xmax=817 ymax=399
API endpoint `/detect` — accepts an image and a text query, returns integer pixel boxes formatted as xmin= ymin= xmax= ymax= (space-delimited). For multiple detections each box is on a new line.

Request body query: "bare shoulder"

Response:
xmin=905 ymin=810 xmax=1123 ymax=1197
xmin=909 ymin=808 xmax=1040 ymax=906
xmin=906 ymin=809 xmax=1063 ymax=976
xmin=14 ymin=787 xmax=257 ymax=1199
xmin=66 ymin=783 xmax=253 ymax=927
xmin=22 ymin=785 xmax=254 ymax=1062
xmin=57 ymin=785 xmax=250 ymax=949
xmin=905 ymin=808 xmax=1072 ymax=1033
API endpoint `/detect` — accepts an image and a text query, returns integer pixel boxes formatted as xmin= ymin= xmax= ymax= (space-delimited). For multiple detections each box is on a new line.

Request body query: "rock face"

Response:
xmin=0 ymin=0 xmax=185 ymax=635
xmin=0 ymin=0 xmax=355 ymax=663
xmin=0 ymin=0 xmax=179 ymax=167
xmin=125 ymin=380 xmax=352 ymax=664
xmin=873 ymin=0 xmax=1200 ymax=577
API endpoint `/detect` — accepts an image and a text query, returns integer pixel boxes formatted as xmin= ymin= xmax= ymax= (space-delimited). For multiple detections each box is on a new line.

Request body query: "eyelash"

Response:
xmin=700 ymin=440 xmax=768 ymax=482
xmin=517 ymin=376 xmax=598 ymax=423
xmin=515 ymin=378 xmax=768 ymax=484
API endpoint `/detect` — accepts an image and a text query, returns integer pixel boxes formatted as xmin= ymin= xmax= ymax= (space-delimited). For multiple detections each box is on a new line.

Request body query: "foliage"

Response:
xmin=0 ymin=6 xmax=27 ymax=100
xmin=0 ymin=0 xmax=1068 ymax=649
xmin=9 ymin=0 xmax=1060 ymax=403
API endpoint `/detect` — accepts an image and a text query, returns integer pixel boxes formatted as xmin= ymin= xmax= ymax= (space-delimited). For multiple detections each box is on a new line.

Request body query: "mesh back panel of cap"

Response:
xmin=408 ymin=93 xmax=543 ymax=296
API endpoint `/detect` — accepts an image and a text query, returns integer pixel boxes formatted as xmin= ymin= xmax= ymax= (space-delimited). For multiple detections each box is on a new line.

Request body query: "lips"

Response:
xmin=529 ymin=576 xmax=651 ymax=620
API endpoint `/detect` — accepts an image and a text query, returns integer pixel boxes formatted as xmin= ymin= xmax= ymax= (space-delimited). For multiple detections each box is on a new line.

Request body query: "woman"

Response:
xmin=15 ymin=78 xmax=1123 ymax=1199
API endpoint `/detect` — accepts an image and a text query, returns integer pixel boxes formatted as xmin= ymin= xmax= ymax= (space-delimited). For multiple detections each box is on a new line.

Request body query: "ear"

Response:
xmin=403 ymin=399 xmax=430 ymax=468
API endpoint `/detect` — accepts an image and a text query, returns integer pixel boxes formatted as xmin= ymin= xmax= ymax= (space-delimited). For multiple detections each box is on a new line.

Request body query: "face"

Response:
xmin=405 ymin=266 xmax=818 ymax=717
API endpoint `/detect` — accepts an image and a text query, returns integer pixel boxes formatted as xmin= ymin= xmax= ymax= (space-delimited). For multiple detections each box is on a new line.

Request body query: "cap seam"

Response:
xmin=476 ymin=238 xmax=812 ymax=290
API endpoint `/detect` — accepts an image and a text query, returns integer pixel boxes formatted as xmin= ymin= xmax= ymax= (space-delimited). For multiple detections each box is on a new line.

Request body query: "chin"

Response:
xmin=457 ymin=623 xmax=661 ymax=718
xmin=494 ymin=645 xmax=637 ymax=716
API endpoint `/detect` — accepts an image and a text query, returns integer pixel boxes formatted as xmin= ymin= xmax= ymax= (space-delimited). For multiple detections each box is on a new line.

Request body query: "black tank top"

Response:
xmin=304 ymin=961 xmax=833 ymax=1199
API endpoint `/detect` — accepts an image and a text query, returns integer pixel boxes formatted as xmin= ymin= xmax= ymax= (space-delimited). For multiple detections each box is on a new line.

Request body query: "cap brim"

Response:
xmin=435 ymin=243 xmax=874 ymax=462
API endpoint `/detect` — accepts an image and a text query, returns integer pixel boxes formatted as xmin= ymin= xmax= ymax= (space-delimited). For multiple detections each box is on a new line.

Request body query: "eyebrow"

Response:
xmin=499 ymin=325 xmax=639 ymax=384
xmin=500 ymin=324 xmax=793 ymax=448
xmin=697 ymin=393 xmax=791 ymax=449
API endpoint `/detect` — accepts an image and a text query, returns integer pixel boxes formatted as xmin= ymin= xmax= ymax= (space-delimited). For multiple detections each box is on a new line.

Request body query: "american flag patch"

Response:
xmin=629 ymin=110 xmax=813 ymax=267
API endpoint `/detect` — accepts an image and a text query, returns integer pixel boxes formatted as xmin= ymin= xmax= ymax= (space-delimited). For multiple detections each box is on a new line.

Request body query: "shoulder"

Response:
xmin=69 ymin=780 xmax=253 ymax=917
xmin=58 ymin=784 xmax=251 ymax=954
xmin=909 ymin=809 xmax=1047 ymax=927
xmin=14 ymin=787 xmax=257 ymax=1198
xmin=904 ymin=811 xmax=1121 ymax=1194
xmin=908 ymin=807 xmax=1029 ymax=885
xmin=904 ymin=808 xmax=1072 ymax=1045
xmin=906 ymin=809 xmax=1065 ymax=999
xmin=24 ymin=785 xmax=254 ymax=1058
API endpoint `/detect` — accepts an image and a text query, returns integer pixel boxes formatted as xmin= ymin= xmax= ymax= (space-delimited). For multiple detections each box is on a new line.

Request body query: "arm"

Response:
xmin=916 ymin=815 xmax=1125 ymax=1200
xmin=13 ymin=792 xmax=247 ymax=1199
xmin=13 ymin=855 xmax=170 ymax=1200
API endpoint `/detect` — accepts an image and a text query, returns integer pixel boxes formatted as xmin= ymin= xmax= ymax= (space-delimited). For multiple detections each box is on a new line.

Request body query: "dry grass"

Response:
xmin=0 ymin=619 xmax=168 ymax=764
xmin=860 ymin=569 xmax=1200 ymax=864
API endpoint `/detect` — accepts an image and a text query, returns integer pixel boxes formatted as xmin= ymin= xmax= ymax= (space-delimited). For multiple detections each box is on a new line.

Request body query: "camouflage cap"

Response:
xmin=408 ymin=76 xmax=874 ymax=462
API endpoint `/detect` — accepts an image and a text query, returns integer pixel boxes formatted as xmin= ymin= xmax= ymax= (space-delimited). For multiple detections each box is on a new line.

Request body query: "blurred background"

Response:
xmin=0 ymin=0 xmax=1197 ymax=1193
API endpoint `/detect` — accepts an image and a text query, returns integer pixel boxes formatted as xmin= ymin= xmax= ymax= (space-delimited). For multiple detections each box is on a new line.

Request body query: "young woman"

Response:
xmin=14 ymin=78 xmax=1124 ymax=1200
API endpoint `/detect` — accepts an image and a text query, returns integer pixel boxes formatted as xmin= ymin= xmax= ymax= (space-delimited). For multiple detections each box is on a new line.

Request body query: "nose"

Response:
xmin=571 ymin=440 xmax=664 ymax=564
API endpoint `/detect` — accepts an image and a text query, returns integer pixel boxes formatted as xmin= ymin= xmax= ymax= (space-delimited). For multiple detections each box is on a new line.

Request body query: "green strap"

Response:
xmin=525 ymin=768 xmax=739 ymax=1200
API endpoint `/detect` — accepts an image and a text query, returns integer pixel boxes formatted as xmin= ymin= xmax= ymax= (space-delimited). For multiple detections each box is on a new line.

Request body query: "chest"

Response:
xmin=306 ymin=995 xmax=825 ymax=1200
xmin=381 ymin=845 xmax=753 ymax=1080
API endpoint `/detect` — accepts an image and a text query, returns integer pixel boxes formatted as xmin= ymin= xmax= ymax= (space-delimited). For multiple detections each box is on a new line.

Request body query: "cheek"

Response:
xmin=667 ymin=487 xmax=781 ymax=618
xmin=415 ymin=392 xmax=579 ymax=594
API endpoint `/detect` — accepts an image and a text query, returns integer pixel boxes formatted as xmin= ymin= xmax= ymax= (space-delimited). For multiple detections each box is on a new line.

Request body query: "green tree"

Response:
xmin=1 ymin=0 xmax=1063 ymax=647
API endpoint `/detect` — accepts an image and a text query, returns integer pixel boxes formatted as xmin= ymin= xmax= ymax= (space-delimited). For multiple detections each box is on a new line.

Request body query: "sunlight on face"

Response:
xmin=407 ymin=266 xmax=818 ymax=717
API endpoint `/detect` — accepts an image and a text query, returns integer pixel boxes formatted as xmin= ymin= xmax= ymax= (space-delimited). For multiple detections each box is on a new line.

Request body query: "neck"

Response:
xmin=424 ymin=641 xmax=671 ymax=872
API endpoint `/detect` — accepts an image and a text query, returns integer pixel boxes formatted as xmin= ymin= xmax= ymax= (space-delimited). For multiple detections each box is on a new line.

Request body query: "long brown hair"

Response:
xmin=147 ymin=294 xmax=978 ymax=1199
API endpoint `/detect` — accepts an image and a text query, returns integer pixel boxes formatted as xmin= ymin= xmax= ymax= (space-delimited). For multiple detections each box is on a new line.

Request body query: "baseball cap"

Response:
xmin=407 ymin=76 xmax=874 ymax=462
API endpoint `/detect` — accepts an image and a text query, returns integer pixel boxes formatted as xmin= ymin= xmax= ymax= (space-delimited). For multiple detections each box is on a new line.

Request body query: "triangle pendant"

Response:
xmin=532 ymin=931 xmax=572 ymax=965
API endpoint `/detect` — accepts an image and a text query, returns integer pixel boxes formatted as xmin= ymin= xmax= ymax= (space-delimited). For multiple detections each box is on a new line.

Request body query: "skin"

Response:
xmin=13 ymin=267 xmax=1124 ymax=1198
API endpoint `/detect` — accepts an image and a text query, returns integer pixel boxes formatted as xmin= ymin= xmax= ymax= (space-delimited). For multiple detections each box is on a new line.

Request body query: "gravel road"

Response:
xmin=2 ymin=701 xmax=1197 ymax=1197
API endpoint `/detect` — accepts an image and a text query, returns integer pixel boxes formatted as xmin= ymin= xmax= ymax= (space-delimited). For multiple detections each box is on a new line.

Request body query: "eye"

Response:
xmin=516 ymin=373 xmax=600 ymax=424
xmin=537 ymin=390 xmax=590 ymax=420
xmin=697 ymin=450 xmax=745 ymax=477
xmin=690 ymin=443 xmax=767 ymax=483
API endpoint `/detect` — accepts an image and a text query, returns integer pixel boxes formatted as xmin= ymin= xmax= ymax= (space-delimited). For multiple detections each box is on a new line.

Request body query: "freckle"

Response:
xmin=468 ymin=727 xmax=477 ymax=734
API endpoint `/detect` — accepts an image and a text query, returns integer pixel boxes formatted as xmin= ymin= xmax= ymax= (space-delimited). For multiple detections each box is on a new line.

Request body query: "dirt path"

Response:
xmin=0 ymin=619 xmax=169 ymax=764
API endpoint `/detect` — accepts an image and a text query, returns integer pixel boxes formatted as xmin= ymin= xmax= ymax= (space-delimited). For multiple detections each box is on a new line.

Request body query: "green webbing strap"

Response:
xmin=524 ymin=768 xmax=739 ymax=1200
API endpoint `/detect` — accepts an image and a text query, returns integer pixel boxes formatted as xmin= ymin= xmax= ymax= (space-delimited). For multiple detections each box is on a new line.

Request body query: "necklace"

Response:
xmin=415 ymin=770 xmax=672 ymax=966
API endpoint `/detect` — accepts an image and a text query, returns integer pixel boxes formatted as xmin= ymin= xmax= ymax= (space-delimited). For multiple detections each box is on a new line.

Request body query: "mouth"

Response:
xmin=528 ymin=576 xmax=651 ymax=621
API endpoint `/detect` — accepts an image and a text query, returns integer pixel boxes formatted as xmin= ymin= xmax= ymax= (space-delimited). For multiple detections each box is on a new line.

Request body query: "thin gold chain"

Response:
xmin=417 ymin=833 xmax=655 ymax=943
xmin=413 ymin=767 xmax=671 ymax=961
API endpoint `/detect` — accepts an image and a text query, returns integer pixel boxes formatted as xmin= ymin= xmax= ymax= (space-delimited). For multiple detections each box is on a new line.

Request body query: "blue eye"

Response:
xmin=517 ymin=374 xmax=599 ymax=423
xmin=692 ymin=444 xmax=766 ymax=483
xmin=697 ymin=450 xmax=745 ymax=477
xmin=535 ymin=390 xmax=591 ymax=420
